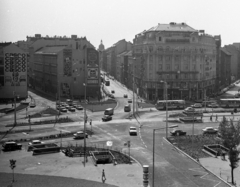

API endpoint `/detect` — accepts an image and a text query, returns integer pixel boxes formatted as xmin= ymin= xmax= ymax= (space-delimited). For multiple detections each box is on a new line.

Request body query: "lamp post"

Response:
xmin=132 ymin=57 xmax=136 ymax=116
xmin=160 ymin=81 xmax=168 ymax=138
xmin=152 ymin=125 xmax=178 ymax=187
xmin=83 ymin=83 xmax=87 ymax=166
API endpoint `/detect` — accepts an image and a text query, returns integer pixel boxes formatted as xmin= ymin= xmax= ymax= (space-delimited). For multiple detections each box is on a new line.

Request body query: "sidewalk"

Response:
xmin=200 ymin=157 xmax=239 ymax=186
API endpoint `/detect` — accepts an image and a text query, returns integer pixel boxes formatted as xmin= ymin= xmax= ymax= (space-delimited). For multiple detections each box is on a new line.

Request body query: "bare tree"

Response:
xmin=218 ymin=116 xmax=240 ymax=184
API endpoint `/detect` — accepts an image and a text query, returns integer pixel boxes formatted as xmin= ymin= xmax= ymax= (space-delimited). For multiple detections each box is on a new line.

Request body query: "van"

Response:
xmin=124 ymin=105 xmax=131 ymax=112
xmin=104 ymin=108 xmax=114 ymax=115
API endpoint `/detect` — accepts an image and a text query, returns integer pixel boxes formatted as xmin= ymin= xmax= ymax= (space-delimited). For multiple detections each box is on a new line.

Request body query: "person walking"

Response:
xmin=215 ymin=114 xmax=218 ymax=122
xmin=102 ymin=169 xmax=106 ymax=183
xmin=210 ymin=115 xmax=212 ymax=122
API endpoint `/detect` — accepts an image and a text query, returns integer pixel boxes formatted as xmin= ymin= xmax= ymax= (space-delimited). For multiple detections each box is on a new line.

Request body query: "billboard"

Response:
xmin=86 ymin=48 xmax=99 ymax=86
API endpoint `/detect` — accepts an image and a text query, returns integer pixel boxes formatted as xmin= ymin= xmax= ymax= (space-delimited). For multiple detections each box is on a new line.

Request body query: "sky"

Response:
xmin=0 ymin=0 xmax=240 ymax=48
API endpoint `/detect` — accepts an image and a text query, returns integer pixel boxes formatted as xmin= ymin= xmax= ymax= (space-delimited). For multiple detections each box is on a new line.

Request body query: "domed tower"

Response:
xmin=98 ymin=40 xmax=105 ymax=51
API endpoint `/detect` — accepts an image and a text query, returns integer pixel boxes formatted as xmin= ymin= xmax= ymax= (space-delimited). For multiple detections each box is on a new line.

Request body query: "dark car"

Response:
xmin=202 ymin=127 xmax=218 ymax=134
xmin=170 ymin=129 xmax=187 ymax=136
xmin=2 ymin=141 xmax=22 ymax=151
xmin=102 ymin=115 xmax=112 ymax=122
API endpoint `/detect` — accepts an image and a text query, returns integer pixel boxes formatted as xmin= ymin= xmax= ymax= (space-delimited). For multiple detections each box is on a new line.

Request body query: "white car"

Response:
xmin=73 ymin=131 xmax=88 ymax=139
xmin=28 ymin=140 xmax=44 ymax=151
xmin=202 ymin=127 xmax=218 ymax=134
xmin=184 ymin=107 xmax=195 ymax=113
xmin=129 ymin=127 xmax=137 ymax=136
xmin=191 ymin=103 xmax=202 ymax=108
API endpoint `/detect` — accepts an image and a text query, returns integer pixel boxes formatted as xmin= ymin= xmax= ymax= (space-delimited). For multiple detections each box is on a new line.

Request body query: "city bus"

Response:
xmin=155 ymin=100 xmax=186 ymax=110
xmin=218 ymin=98 xmax=240 ymax=108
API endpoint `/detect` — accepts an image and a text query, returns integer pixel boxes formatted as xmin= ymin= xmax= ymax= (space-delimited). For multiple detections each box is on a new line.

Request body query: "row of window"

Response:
xmin=149 ymin=73 xmax=198 ymax=80
xmin=149 ymin=55 xmax=214 ymax=63
xmin=149 ymin=64 xmax=197 ymax=71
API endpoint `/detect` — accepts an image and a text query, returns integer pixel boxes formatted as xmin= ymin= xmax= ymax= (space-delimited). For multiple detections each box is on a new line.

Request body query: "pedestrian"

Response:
xmin=216 ymin=114 xmax=218 ymax=122
xmin=102 ymin=169 xmax=106 ymax=183
xmin=210 ymin=115 xmax=212 ymax=121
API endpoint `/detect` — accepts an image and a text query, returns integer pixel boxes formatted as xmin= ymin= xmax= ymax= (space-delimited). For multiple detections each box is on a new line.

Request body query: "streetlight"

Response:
xmin=152 ymin=125 xmax=178 ymax=187
xmin=83 ymin=83 xmax=87 ymax=166
xmin=132 ymin=57 xmax=136 ymax=116
xmin=160 ymin=80 xmax=168 ymax=138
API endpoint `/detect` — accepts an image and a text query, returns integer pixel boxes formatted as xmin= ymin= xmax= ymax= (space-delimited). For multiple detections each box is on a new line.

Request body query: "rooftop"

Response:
xmin=35 ymin=45 xmax=67 ymax=55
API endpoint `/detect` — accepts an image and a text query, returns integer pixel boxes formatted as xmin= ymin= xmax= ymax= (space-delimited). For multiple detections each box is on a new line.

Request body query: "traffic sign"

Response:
xmin=106 ymin=141 xmax=113 ymax=147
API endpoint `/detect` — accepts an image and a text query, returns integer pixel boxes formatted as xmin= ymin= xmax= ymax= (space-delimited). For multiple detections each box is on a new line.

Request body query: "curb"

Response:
xmin=163 ymin=137 xmax=233 ymax=187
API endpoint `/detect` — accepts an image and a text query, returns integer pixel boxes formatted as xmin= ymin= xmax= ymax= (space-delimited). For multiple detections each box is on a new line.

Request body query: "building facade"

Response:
xmin=0 ymin=43 xmax=28 ymax=100
xmin=224 ymin=45 xmax=240 ymax=81
xmin=220 ymin=47 xmax=232 ymax=88
xmin=28 ymin=35 xmax=101 ymax=100
xmin=132 ymin=22 xmax=218 ymax=101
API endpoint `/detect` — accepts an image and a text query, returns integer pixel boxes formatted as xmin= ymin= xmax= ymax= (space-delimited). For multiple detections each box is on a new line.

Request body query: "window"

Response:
xmin=174 ymin=55 xmax=180 ymax=62
xmin=184 ymin=63 xmax=189 ymax=70
xmin=158 ymin=64 xmax=162 ymax=70
xmin=0 ymin=67 xmax=3 ymax=75
xmin=159 ymin=37 xmax=162 ymax=41
xmin=165 ymin=55 xmax=171 ymax=62
xmin=184 ymin=74 xmax=188 ymax=79
xmin=158 ymin=55 xmax=162 ymax=62
xmin=149 ymin=64 xmax=153 ymax=71
xmin=174 ymin=64 xmax=179 ymax=71
xmin=0 ymin=57 xmax=3 ymax=65
xmin=166 ymin=64 xmax=171 ymax=70
xmin=193 ymin=64 xmax=196 ymax=70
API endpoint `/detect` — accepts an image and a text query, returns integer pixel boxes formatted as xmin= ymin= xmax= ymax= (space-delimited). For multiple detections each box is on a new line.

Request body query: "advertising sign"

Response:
xmin=86 ymin=48 xmax=99 ymax=86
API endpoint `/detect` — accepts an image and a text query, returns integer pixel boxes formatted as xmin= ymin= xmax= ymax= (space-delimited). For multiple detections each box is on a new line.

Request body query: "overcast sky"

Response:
xmin=1 ymin=0 xmax=239 ymax=48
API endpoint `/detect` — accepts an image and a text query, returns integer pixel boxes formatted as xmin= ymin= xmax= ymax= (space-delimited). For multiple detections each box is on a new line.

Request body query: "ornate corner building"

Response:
xmin=132 ymin=22 xmax=220 ymax=101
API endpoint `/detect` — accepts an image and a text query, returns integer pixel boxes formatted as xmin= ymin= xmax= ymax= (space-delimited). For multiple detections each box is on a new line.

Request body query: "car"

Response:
xmin=2 ymin=141 xmax=22 ymax=151
xmin=191 ymin=103 xmax=202 ymax=108
xmin=111 ymin=90 xmax=115 ymax=94
xmin=170 ymin=129 xmax=187 ymax=136
xmin=60 ymin=107 xmax=67 ymax=112
xmin=123 ymin=94 xmax=128 ymax=98
xmin=128 ymin=99 xmax=132 ymax=103
xmin=73 ymin=131 xmax=88 ymax=139
xmin=65 ymin=105 xmax=70 ymax=109
xmin=202 ymin=127 xmax=218 ymax=134
xmin=28 ymin=140 xmax=44 ymax=151
xmin=184 ymin=107 xmax=195 ymax=113
xmin=234 ymin=93 xmax=240 ymax=98
xmin=208 ymin=103 xmax=219 ymax=108
xmin=129 ymin=127 xmax=137 ymax=136
xmin=68 ymin=107 xmax=76 ymax=112
xmin=29 ymin=102 xmax=36 ymax=108
xmin=109 ymin=94 xmax=115 ymax=99
xmin=102 ymin=115 xmax=112 ymax=122
xmin=76 ymin=105 xmax=83 ymax=110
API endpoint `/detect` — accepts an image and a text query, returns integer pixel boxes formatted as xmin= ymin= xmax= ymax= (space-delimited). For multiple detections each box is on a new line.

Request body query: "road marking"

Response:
xmin=54 ymin=128 xmax=71 ymax=133
xmin=189 ymin=168 xmax=222 ymax=184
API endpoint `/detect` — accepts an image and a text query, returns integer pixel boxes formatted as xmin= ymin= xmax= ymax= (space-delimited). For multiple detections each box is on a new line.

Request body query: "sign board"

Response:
xmin=106 ymin=141 xmax=113 ymax=147
xmin=86 ymin=48 xmax=99 ymax=86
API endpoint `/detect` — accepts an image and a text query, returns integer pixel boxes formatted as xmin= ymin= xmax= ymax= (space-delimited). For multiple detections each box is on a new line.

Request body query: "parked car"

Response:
xmin=129 ymin=127 xmax=137 ymax=136
xmin=2 ymin=141 xmax=22 ymax=151
xmin=111 ymin=90 xmax=115 ymax=94
xmin=60 ymin=107 xmax=67 ymax=112
xmin=128 ymin=99 xmax=132 ymax=103
xmin=202 ymin=127 xmax=218 ymax=134
xmin=76 ymin=105 xmax=83 ymax=110
xmin=191 ymin=103 xmax=202 ymax=108
xmin=28 ymin=140 xmax=44 ymax=151
xmin=29 ymin=102 xmax=36 ymax=108
xmin=109 ymin=94 xmax=115 ymax=99
xmin=102 ymin=115 xmax=112 ymax=122
xmin=123 ymin=94 xmax=128 ymax=98
xmin=184 ymin=107 xmax=195 ymax=113
xmin=65 ymin=105 xmax=70 ymax=109
xmin=73 ymin=131 xmax=88 ymax=139
xmin=208 ymin=103 xmax=219 ymax=108
xmin=170 ymin=129 xmax=186 ymax=136
xmin=68 ymin=107 xmax=76 ymax=112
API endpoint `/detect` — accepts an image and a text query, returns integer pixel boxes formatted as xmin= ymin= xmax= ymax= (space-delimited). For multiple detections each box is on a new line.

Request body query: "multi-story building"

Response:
xmin=220 ymin=47 xmax=232 ymax=88
xmin=133 ymin=22 xmax=218 ymax=101
xmin=0 ymin=42 xmax=28 ymax=100
xmin=105 ymin=39 xmax=132 ymax=78
xmin=28 ymin=35 xmax=100 ymax=100
xmin=224 ymin=45 xmax=240 ymax=81
xmin=98 ymin=40 xmax=105 ymax=70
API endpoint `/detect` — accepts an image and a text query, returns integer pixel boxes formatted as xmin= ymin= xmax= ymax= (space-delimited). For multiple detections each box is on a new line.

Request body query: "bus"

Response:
xmin=218 ymin=98 xmax=240 ymax=108
xmin=105 ymin=79 xmax=110 ymax=86
xmin=155 ymin=100 xmax=186 ymax=110
xmin=104 ymin=108 xmax=114 ymax=115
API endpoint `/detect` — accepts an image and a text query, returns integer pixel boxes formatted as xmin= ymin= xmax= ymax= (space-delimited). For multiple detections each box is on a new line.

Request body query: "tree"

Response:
xmin=218 ymin=116 xmax=240 ymax=184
